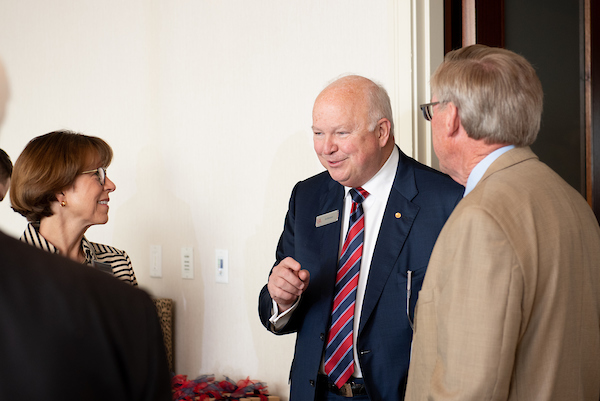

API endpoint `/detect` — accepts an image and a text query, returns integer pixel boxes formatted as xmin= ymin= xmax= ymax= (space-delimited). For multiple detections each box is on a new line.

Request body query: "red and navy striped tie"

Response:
xmin=324 ymin=187 xmax=369 ymax=388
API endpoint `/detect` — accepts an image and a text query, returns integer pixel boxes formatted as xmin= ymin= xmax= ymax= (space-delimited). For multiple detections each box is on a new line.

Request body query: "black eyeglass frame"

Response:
xmin=419 ymin=101 xmax=440 ymax=121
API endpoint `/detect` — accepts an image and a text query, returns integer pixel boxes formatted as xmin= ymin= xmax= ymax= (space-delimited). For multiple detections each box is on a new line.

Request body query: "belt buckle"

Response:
xmin=339 ymin=382 xmax=353 ymax=398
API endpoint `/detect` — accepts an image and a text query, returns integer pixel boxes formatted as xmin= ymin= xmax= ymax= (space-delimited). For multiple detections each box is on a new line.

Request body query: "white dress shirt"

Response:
xmin=270 ymin=147 xmax=400 ymax=377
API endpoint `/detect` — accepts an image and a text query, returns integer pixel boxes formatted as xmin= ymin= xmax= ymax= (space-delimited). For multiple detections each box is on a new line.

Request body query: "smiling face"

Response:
xmin=312 ymin=79 xmax=391 ymax=188
xmin=59 ymin=163 xmax=116 ymax=229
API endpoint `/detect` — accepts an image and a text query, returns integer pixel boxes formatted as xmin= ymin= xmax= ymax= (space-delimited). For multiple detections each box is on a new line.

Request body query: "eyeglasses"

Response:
xmin=419 ymin=101 xmax=440 ymax=121
xmin=81 ymin=167 xmax=107 ymax=186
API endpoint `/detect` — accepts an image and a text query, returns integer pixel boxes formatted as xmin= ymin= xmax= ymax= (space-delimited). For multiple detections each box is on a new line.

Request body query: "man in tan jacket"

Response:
xmin=406 ymin=45 xmax=600 ymax=400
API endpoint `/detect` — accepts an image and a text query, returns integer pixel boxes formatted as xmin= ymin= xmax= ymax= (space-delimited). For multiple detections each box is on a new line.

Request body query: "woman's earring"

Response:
xmin=60 ymin=201 xmax=66 ymax=207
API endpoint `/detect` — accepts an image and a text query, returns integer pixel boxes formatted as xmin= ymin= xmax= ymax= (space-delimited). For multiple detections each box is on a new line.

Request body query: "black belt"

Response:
xmin=316 ymin=374 xmax=367 ymax=398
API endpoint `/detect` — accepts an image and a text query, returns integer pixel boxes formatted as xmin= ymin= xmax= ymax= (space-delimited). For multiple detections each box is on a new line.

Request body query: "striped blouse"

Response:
xmin=21 ymin=223 xmax=138 ymax=286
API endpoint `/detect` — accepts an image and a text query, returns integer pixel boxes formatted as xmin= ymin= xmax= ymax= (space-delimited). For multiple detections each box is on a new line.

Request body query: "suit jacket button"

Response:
xmin=310 ymin=380 xmax=315 ymax=386
xmin=320 ymin=333 xmax=325 ymax=341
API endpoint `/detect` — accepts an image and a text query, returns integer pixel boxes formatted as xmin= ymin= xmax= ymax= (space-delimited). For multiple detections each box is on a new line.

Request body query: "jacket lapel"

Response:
xmin=359 ymin=151 xmax=420 ymax=332
xmin=316 ymin=179 xmax=344 ymax=249
xmin=314 ymin=179 xmax=345 ymax=317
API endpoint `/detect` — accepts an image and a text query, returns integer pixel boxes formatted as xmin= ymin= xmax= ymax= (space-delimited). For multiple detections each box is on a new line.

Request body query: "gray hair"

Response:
xmin=366 ymin=79 xmax=395 ymax=137
xmin=431 ymin=45 xmax=543 ymax=147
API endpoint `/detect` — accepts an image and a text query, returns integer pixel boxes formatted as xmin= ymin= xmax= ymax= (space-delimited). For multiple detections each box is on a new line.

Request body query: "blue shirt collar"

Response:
xmin=464 ymin=145 xmax=514 ymax=197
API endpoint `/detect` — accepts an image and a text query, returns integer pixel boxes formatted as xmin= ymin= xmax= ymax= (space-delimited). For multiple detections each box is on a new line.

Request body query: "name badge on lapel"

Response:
xmin=316 ymin=210 xmax=339 ymax=227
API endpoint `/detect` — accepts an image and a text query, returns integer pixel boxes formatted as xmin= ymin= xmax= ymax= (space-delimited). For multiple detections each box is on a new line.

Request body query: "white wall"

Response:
xmin=0 ymin=1 xmax=442 ymax=399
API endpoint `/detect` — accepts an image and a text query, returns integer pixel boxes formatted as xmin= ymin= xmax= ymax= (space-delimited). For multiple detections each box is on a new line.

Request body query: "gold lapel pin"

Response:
xmin=395 ymin=212 xmax=402 ymax=219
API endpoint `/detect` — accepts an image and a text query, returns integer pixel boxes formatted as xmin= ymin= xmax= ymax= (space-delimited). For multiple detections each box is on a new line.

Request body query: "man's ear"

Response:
xmin=376 ymin=118 xmax=392 ymax=146
xmin=444 ymin=102 xmax=461 ymax=137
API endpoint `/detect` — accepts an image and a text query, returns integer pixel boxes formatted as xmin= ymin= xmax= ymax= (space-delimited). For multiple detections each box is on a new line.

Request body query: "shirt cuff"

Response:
xmin=269 ymin=297 xmax=301 ymax=331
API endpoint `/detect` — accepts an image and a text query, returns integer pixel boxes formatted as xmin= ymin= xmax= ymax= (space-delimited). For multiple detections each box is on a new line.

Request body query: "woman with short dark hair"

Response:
xmin=10 ymin=130 xmax=137 ymax=285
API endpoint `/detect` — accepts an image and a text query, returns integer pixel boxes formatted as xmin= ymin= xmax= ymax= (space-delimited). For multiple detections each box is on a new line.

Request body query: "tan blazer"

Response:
xmin=406 ymin=147 xmax=600 ymax=401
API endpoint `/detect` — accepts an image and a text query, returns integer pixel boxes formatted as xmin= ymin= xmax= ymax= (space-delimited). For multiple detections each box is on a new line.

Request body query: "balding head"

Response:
xmin=312 ymin=75 xmax=395 ymax=188
xmin=317 ymin=75 xmax=395 ymax=137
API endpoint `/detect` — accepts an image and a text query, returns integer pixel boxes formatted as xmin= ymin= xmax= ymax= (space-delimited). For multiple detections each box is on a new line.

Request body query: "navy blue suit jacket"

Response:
xmin=259 ymin=148 xmax=464 ymax=400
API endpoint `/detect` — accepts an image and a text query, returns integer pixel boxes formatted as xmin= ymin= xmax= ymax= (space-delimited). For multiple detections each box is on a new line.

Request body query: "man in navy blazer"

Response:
xmin=258 ymin=75 xmax=464 ymax=400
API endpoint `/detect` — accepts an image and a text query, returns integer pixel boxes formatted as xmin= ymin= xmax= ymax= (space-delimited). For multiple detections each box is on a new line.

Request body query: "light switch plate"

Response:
xmin=150 ymin=245 xmax=162 ymax=278
xmin=215 ymin=249 xmax=228 ymax=283
xmin=181 ymin=247 xmax=194 ymax=279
